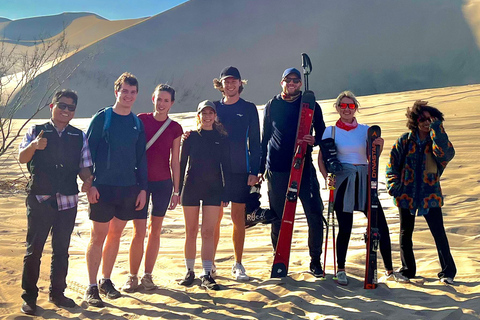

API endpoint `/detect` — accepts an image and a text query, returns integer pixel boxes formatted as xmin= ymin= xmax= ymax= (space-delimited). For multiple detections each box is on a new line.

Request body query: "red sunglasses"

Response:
xmin=339 ymin=103 xmax=356 ymax=109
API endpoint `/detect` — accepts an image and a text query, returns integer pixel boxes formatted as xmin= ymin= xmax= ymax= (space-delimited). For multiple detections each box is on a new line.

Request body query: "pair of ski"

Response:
xmin=269 ymin=53 xmax=381 ymax=288
xmin=320 ymin=126 xmax=380 ymax=289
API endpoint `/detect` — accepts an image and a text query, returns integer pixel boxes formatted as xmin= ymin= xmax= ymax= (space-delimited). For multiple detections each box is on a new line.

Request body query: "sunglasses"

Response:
xmin=338 ymin=103 xmax=356 ymax=109
xmin=56 ymin=102 xmax=76 ymax=111
xmin=418 ymin=117 xmax=431 ymax=123
xmin=283 ymin=78 xmax=301 ymax=84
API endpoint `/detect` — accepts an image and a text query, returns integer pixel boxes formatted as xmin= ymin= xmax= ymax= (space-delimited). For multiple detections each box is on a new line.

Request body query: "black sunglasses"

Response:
xmin=56 ymin=102 xmax=76 ymax=111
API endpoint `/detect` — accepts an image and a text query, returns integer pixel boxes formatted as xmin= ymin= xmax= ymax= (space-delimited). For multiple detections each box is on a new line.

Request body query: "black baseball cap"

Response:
xmin=220 ymin=66 xmax=241 ymax=81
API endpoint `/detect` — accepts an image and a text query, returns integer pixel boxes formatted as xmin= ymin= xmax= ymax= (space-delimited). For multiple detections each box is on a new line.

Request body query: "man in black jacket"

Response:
xmin=260 ymin=68 xmax=326 ymax=277
xmin=18 ymin=89 xmax=93 ymax=315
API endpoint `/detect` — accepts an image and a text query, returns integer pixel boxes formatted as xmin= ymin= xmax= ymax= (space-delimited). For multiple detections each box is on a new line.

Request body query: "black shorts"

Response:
xmin=89 ymin=185 xmax=140 ymax=223
xmin=181 ymin=179 xmax=223 ymax=206
xmin=134 ymin=179 xmax=173 ymax=219
xmin=229 ymin=173 xmax=251 ymax=203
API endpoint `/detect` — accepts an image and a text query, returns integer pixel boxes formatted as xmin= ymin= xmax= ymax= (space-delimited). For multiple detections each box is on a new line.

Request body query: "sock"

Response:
xmin=202 ymin=260 xmax=213 ymax=275
xmin=89 ymin=284 xmax=98 ymax=288
xmin=186 ymin=259 xmax=195 ymax=272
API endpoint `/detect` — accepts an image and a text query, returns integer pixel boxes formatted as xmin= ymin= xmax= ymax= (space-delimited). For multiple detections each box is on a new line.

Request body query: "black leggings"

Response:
xmin=335 ymin=177 xmax=393 ymax=271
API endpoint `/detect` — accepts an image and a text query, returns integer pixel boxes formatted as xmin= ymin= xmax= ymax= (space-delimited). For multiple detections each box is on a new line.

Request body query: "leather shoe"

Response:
xmin=21 ymin=301 xmax=37 ymax=315
xmin=49 ymin=293 xmax=76 ymax=308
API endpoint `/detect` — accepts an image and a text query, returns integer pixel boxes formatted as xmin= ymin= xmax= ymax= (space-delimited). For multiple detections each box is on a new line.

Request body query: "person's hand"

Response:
xmin=182 ymin=130 xmax=192 ymax=143
xmin=32 ymin=130 xmax=47 ymax=150
xmin=135 ymin=190 xmax=147 ymax=211
xmin=81 ymin=175 xmax=94 ymax=192
xmin=258 ymin=173 xmax=265 ymax=183
xmin=87 ymin=186 xmax=100 ymax=204
xmin=247 ymin=174 xmax=259 ymax=186
xmin=327 ymin=175 xmax=336 ymax=188
xmin=169 ymin=194 xmax=179 ymax=210
xmin=302 ymin=134 xmax=315 ymax=146
xmin=372 ymin=137 xmax=384 ymax=148
xmin=221 ymin=201 xmax=229 ymax=208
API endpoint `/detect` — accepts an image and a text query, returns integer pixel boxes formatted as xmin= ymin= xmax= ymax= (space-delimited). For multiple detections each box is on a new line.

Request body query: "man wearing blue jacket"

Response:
xmin=84 ymin=72 xmax=147 ymax=307
xmin=212 ymin=66 xmax=261 ymax=281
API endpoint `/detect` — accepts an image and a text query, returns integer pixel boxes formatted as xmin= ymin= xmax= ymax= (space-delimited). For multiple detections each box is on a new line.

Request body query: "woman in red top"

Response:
xmin=123 ymin=84 xmax=183 ymax=291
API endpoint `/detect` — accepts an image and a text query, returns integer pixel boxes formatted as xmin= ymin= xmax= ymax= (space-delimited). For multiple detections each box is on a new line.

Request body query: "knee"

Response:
xmin=201 ymin=226 xmax=215 ymax=240
xmin=185 ymin=225 xmax=198 ymax=239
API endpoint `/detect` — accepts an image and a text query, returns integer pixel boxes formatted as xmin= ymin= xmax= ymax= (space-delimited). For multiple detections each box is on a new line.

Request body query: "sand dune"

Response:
xmin=0 ymin=84 xmax=479 ymax=319
xmin=9 ymin=0 xmax=480 ymax=119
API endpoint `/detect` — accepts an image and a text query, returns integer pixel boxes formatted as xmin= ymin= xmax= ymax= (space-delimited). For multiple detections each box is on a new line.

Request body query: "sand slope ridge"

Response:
xmin=0 ymin=85 xmax=479 ymax=319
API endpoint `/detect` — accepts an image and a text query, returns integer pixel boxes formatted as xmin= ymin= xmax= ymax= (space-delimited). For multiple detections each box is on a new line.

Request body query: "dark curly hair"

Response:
xmin=406 ymin=100 xmax=444 ymax=130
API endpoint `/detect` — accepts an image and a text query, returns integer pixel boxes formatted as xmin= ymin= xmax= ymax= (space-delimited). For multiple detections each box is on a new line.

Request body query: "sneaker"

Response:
xmin=336 ymin=271 xmax=348 ymax=286
xmin=232 ymin=263 xmax=250 ymax=281
xmin=84 ymin=286 xmax=104 ymax=308
xmin=49 ymin=292 xmax=76 ymax=308
xmin=141 ymin=274 xmax=157 ymax=290
xmin=440 ymin=277 xmax=454 ymax=285
xmin=122 ymin=275 xmax=139 ymax=293
xmin=211 ymin=265 xmax=217 ymax=279
xmin=200 ymin=273 xmax=220 ymax=290
xmin=385 ymin=271 xmax=410 ymax=283
xmin=99 ymin=279 xmax=121 ymax=299
xmin=309 ymin=261 xmax=324 ymax=278
xmin=21 ymin=301 xmax=37 ymax=315
xmin=178 ymin=270 xmax=195 ymax=286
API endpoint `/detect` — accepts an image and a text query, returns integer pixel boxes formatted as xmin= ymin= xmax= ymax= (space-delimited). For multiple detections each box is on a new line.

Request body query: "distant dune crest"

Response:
xmin=5 ymin=0 xmax=480 ymax=118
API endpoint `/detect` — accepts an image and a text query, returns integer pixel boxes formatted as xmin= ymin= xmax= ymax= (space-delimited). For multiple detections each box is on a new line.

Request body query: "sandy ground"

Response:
xmin=0 ymin=85 xmax=479 ymax=319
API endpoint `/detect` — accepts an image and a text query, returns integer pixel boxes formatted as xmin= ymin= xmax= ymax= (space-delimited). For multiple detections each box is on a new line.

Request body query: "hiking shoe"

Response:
xmin=309 ymin=261 xmax=324 ymax=278
xmin=200 ymin=273 xmax=220 ymax=290
xmin=141 ymin=274 xmax=157 ymax=290
xmin=232 ymin=263 xmax=250 ymax=281
xmin=178 ymin=270 xmax=195 ymax=286
xmin=21 ymin=301 xmax=36 ymax=315
xmin=99 ymin=279 xmax=121 ymax=299
xmin=385 ymin=271 xmax=410 ymax=283
xmin=84 ymin=286 xmax=104 ymax=308
xmin=49 ymin=292 xmax=76 ymax=308
xmin=122 ymin=275 xmax=139 ymax=293
xmin=336 ymin=271 xmax=348 ymax=286
xmin=440 ymin=277 xmax=454 ymax=285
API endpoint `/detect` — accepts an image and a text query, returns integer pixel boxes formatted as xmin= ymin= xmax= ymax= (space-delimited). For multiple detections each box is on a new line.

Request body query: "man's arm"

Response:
xmin=19 ymin=128 xmax=47 ymax=163
xmin=247 ymin=102 xmax=261 ymax=177
xmin=313 ymin=102 xmax=326 ymax=146
xmin=259 ymin=101 xmax=272 ymax=176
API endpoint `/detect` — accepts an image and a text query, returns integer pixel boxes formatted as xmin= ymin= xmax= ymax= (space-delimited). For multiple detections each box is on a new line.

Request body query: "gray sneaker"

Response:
xmin=141 ymin=274 xmax=157 ymax=290
xmin=440 ymin=277 xmax=454 ymax=285
xmin=336 ymin=271 xmax=348 ymax=286
xmin=122 ymin=275 xmax=139 ymax=293
xmin=385 ymin=271 xmax=410 ymax=283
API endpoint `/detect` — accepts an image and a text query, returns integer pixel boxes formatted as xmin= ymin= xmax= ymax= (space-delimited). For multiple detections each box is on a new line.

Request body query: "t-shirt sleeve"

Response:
xmin=173 ymin=121 xmax=184 ymax=139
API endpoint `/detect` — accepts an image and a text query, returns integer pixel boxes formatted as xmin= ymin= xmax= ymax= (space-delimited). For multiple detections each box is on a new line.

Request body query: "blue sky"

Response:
xmin=0 ymin=0 xmax=188 ymax=20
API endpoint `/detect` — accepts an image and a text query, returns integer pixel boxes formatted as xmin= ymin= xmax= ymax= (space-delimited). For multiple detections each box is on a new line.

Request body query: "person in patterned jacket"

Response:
xmin=386 ymin=100 xmax=456 ymax=284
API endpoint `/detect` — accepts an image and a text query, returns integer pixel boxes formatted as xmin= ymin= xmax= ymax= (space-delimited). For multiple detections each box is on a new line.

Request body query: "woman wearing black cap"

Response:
xmin=178 ymin=100 xmax=230 ymax=290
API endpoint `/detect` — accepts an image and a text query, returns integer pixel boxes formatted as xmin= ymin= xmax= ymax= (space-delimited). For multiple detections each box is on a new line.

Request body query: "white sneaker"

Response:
xmin=211 ymin=265 xmax=217 ymax=279
xmin=122 ymin=275 xmax=139 ymax=293
xmin=232 ymin=263 xmax=249 ymax=281
xmin=141 ymin=274 xmax=157 ymax=290
xmin=336 ymin=271 xmax=348 ymax=286
xmin=385 ymin=271 xmax=410 ymax=283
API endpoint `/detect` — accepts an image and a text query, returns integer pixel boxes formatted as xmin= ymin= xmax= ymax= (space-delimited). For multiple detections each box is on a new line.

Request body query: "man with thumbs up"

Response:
xmin=18 ymin=89 xmax=93 ymax=315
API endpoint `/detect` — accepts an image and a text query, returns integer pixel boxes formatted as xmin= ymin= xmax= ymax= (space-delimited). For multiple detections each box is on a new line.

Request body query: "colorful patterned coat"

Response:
xmin=386 ymin=120 xmax=455 ymax=212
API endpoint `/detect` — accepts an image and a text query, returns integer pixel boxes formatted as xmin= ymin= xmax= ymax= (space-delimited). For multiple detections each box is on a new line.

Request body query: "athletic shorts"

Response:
xmin=134 ymin=179 xmax=173 ymax=219
xmin=181 ymin=179 xmax=223 ymax=207
xmin=229 ymin=173 xmax=251 ymax=203
xmin=89 ymin=185 xmax=140 ymax=223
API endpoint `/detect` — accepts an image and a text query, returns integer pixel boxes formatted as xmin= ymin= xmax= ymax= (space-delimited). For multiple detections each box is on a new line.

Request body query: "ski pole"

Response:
xmin=301 ymin=53 xmax=312 ymax=91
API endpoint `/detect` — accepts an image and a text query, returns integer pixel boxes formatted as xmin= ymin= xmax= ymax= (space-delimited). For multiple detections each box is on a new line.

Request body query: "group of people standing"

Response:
xmin=18 ymin=65 xmax=457 ymax=315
